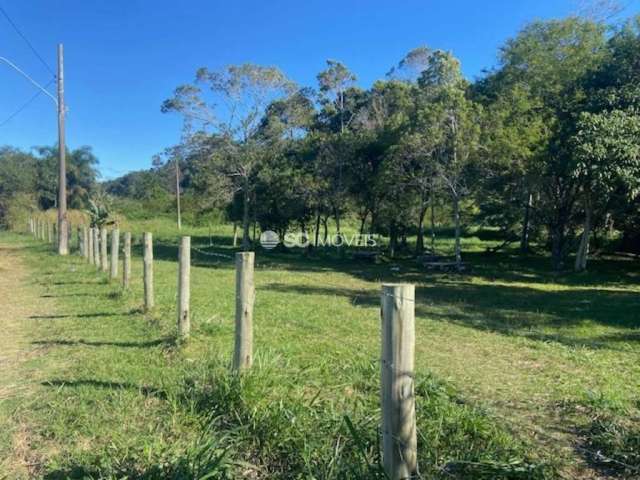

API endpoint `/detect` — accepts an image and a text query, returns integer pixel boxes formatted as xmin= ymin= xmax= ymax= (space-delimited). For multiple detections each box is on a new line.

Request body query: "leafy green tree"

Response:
xmin=417 ymin=50 xmax=482 ymax=266
xmin=163 ymin=63 xmax=296 ymax=249
xmin=496 ymin=17 xmax=607 ymax=269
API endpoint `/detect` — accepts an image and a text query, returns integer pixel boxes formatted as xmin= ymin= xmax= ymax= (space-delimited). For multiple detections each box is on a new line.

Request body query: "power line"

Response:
xmin=0 ymin=77 xmax=55 ymax=127
xmin=0 ymin=4 xmax=56 ymax=78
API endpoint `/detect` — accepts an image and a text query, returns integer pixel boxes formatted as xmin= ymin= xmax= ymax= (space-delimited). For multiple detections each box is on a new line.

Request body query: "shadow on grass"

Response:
xmin=40 ymin=293 xmax=95 ymax=298
xmin=41 ymin=379 xmax=167 ymax=399
xmin=263 ymin=280 xmax=640 ymax=351
xmin=32 ymin=337 xmax=174 ymax=349
xmin=28 ymin=312 xmax=134 ymax=320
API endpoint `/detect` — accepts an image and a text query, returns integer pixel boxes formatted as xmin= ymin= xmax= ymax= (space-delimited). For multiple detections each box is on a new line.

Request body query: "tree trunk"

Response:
xmin=416 ymin=204 xmax=428 ymax=255
xmin=520 ymin=192 xmax=533 ymax=253
xmin=233 ymin=222 xmax=238 ymax=248
xmin=359 ymin=210 xmax=369 ymax=236
xmin=551 ymin=226 xmax=564 ymax=271
xmin=322 ymin=216 xmax=328 ymax=244
xmin=430 ymin=196 xmax=436 ymax=252
xmin=389 ymin=222 xmax=398 ymax=259
xmin=241 ymin=180 xmax=251 ymax=251
xmin=575 ymin=197 xmax=593 ymax=272
xmin=453 ymin=195 xmax=462 ymax=266
xmin=314 ymin=211 xmax=321 ymax=248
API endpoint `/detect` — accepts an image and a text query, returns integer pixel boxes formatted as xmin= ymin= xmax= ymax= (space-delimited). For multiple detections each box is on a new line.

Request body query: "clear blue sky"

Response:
xmin=1 ymin=0 xmax=638 ymax=179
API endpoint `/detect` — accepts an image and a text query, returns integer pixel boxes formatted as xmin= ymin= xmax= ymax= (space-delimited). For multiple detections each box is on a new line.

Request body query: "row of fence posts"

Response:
xmin=25 ymin=217 xmax=418 ymax=479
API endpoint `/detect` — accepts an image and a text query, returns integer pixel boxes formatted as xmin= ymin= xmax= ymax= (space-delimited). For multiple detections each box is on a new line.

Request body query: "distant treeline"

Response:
xmin=0 ymin=145 xmax=98 ymax=226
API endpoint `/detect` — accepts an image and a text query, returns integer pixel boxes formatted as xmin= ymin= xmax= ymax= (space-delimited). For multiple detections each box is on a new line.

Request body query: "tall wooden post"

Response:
xmin=233 ymin=252 xmax=255 ymax=371
xmin=93 ymin=227 xmax=101 ymax=268
xmin=177 ymin=236 xmax=191 ymax=337
xmin=100 ymin=227 xmax=108 ymax=272
xmin=381 ymin=284 xmax=417 ymax=480
xmin=143 ymin=232 xmax=154 ymax=311
xmin=57 ymin=43 xmax=68 ymax=255
xmin=122 ymin=232 xmax=131 ymax=289
xmin=110 ymin=228 xmax=120 ymax=280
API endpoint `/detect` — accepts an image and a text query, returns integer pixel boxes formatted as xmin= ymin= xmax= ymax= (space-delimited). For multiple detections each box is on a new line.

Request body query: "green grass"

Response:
xmin=2 ymin=222 xmax=639 ymax=479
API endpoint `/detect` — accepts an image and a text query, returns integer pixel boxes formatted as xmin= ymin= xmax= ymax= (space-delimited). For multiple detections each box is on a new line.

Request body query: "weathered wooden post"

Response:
xmin=88 ymin=227 xmax=94 ymax=265
xmin=100 ymin=227 xmax=108 ymax=272
xmin=110 ymin=228 xmax=120 ymax=281
xmin=122 ymin=232 xmax=131 ymax=289
xmin=82 ymin=226 xmax=89 ymax=261
xmin=67 ymin=221 xmax=73 ymax=250
xmin=143 ymin=232 xmax=154 ymax=311
xmin=233 ymin=252 xmax=255 ymax=371
xmin=77 ymin=226 xmax=83 ymax=256
xmin=380 ymin=283 xmax=417 ymax=480
xmin=93 ymin=227 xmax=101 ymax=268
xmin=177 ymin=236 xmax=191 ymax=338
xmin=47 ymin=222 xmax=53 ymax=244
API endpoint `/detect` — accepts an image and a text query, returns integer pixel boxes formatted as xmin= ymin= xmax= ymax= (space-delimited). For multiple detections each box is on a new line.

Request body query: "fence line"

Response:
xmin=23 ymin=218 xmax=638 ymax=477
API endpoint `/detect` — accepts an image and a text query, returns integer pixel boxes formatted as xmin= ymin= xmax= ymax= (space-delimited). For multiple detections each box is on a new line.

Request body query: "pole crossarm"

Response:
xmin=0 ymin=56 xmax=58 ymax=106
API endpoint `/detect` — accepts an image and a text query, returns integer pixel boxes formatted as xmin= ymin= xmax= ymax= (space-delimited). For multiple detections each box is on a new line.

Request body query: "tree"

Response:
xmin=417 ymin=50 xmax=482 ymax=266
xmin=163 ymin=63 xmax=296 ymax=249
xmin=317 ymin=60 xmax=357 ymax=134
xmin=497 ymin=17 xmax=607 ymax=269
xmin=572 ymin=109 xmax=640 ymax=270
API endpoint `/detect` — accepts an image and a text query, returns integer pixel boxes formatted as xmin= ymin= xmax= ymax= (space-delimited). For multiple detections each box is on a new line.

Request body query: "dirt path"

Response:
xmin=0 ymin=241 xmax=55 ymax=478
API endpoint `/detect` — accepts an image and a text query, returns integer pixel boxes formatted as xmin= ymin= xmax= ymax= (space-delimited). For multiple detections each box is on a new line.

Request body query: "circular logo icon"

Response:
xmin=260 ymin=230 xmax=280 ymax=250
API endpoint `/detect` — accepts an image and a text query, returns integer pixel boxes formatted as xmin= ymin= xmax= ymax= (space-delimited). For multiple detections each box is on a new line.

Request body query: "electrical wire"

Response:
xmin=0 ymin=77 xmax=55 ymax=127
xmin=0 ymin=4 xmax=56 ymax=77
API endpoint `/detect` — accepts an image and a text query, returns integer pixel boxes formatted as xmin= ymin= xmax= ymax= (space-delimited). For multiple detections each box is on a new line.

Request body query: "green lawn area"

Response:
xmin=1 ymin=225 xmax=639 ymax=479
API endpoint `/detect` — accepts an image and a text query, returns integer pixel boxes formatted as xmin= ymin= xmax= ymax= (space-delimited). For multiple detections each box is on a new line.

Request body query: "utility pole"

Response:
xmin=57 ymin=43 xmax=68 ymax=255
xmin=175 ymin=156 xmax=182 ymax=230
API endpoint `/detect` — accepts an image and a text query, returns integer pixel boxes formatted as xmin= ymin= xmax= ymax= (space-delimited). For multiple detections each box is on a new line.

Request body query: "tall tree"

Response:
xmin=163 ymin=63 xmax=295 ymax=249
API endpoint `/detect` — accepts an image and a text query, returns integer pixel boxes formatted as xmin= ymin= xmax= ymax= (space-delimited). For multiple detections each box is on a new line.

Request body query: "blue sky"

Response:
xmin=1 ymin=0 xmax=638 ymax=179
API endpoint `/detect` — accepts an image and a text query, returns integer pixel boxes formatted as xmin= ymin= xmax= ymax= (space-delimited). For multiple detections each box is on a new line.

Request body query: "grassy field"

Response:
xmin=1 ymin=223 xmax=639 ymax=479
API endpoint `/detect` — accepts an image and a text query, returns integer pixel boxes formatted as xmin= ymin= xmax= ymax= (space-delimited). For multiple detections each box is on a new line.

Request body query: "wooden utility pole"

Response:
xmin=175 ymin=157 xmax=182 ymax=230
xmin=57 ymin=43 xmax=68 ymax=255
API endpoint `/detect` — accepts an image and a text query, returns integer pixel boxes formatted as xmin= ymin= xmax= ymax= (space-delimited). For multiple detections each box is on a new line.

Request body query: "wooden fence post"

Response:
xmin=93 ymin=227 xmax=101 ymax=268
xmin=177 ymin=236 xmax=191 ymax=338
xmin=122 ymin=232 xmax=131 ymax=289
xmin=380 ymin=283 xmax=417 ymax=480
xmin=88 ymin=228 xmax=94 ymax=265
xmin=110 ymin=228 xmax=120 ymax=280
xmin=143 ymin=232 xmax=154 ymax=311
xmin=233 ymin=252 xmax=255 ymax=371
xmin=47 ymin=223 xmax=53 ymax=244
xmin=77 ymin=227 xmax=83 ymax=256
xmin=100 ymin=227 xmax=108 ymax=272
xmin=82 ymin=226 xmax=90 ymax=261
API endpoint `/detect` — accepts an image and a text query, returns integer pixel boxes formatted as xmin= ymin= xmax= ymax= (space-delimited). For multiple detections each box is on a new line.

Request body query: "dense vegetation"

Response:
xmin=3 ymin=15 xmax=640 ymax=271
